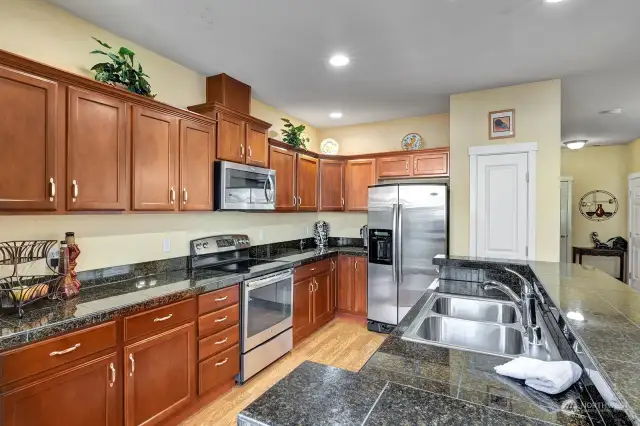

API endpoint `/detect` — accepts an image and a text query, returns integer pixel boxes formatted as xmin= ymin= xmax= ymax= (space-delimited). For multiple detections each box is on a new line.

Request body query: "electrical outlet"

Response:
xmin=46 ymin=246 xmax=60 ymax=268
xmin=259 ymin=229 xmax=264 ymax=241
xmin=162 ymin=237 xmax=171 ymax=253
xmin=305 ymin=226 xmax=310 ymax=236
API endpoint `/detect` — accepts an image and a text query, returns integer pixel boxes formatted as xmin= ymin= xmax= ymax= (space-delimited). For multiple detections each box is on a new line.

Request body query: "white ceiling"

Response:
xmin=48 ymin=0 xmax=640 ymax=144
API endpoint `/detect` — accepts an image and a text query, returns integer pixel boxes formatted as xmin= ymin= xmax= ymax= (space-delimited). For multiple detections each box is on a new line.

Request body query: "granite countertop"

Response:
xmin=263 ymin=246 xmax=367 ymax=265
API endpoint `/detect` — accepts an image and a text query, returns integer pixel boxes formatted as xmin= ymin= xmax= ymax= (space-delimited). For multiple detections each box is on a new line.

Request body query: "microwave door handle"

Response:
xmin=264 ymin=173 xmax=275 ymax=203
xmin=392 ymin=204 xmax=398 ymax=286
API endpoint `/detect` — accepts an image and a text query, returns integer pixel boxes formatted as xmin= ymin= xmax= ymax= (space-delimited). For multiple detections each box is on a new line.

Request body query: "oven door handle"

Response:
xmin=245 ymin=270 xmax=293 ymax=290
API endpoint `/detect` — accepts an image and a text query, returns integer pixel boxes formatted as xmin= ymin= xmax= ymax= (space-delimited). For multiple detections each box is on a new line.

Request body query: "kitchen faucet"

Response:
xmin=481 ymin=268 xmax=542 ymax=345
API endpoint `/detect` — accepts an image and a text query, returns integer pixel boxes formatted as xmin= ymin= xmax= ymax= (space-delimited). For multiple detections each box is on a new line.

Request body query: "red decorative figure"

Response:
xmin=594 ymin=204 xmax=605 ymax=218
xmin=60 ymin=232 xmax=81 ymax=298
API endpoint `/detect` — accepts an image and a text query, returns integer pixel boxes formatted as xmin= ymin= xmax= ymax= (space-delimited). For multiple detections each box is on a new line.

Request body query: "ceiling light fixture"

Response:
xmin=563 ymin=140 xmax=587 ymax=150
xmin=329 ymin=112 xmax=343 ymax=119
xmin=329 ymin=54 xmax=350 ymax=67
xmin=598 ymin=108 xmax=623 ymax=115
xmin=545 ymin=0 xmax=564 ymax=3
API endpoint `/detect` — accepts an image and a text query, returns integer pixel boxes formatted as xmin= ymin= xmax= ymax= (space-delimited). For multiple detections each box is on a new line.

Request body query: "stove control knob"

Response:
xmin=203 ymin=242 xmax=209 ymax=249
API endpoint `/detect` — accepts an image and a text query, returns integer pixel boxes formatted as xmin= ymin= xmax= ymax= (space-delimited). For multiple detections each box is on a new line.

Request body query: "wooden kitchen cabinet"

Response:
xmin=1 ymin=353 xmax=119 ymax=426
xmin=413 ymin=151 xmax=449 ymax=176
xmin=67 ymin=87 xmax=127 ymax=211
xmin=353 ymin=257 xmax=368 ymax=315
xmin=293 ymin=260 xmax=334 ymax=344
xmin=319 ymin=159 xmax=345 ymax=211
xmin=179 ymin=119 xmax=215 ymax=211
xmin=293 ymin=278 xmax=313 ymax=342
xmin=376 ymin=155 xmax=411 ymax=179
xmin=345 ymin=159 xmax=376 ymax=211
xmin=336 ymin=255 xmax=367 ymax=316
xmin=269 ymin=145 xmax=297 ymax=211
xmin=124 ymin=322 xmax=196 ymax=426
xmin=216 ymin=112 xmax=245 ymax=163
xmin=296 ymin=154 xmax=319 ymax=211
xmin=245 ymin=122 xmax=268 ymax=167
xmin=131 ymin=106 xmax=179 ymax=211
xmin=313 ymin=271 xmax=333 ymax=325
xmin=0 ymin=65 xmax=58 ymax=211
xmin=336 ymin=256 xmax=353 ymax=312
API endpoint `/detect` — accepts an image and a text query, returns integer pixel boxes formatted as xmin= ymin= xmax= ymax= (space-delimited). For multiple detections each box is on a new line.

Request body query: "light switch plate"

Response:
xmin=162 ymin=237 xmax=171 ymax=253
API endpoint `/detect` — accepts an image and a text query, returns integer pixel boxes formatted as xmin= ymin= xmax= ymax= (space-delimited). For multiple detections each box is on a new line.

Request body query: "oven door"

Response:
xmin=216 ymin=161 xmax=275 ymax=211
xmin=242 ymin=269 xmax=293 ymax=352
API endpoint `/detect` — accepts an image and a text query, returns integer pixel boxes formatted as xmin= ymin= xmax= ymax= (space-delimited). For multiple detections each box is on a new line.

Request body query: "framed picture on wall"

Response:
xmin=489 ymin=109 xmax=515 ymax=139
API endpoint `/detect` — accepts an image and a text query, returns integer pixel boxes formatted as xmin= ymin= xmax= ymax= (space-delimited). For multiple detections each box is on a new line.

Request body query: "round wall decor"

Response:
xmin=401 ymin=133 xmax=423 ymax=151
xmin=320 ymin=138 xmax=339 ymax=155
xmin=579 ymin=190 xmax=618 ymax=221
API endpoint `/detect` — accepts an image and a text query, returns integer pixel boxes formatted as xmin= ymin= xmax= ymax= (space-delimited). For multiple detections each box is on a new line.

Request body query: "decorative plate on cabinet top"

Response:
xmin=401 ymin=133 xmax=423 ymax=151
xmin=320 ymin=138 xmax=339 ymax=155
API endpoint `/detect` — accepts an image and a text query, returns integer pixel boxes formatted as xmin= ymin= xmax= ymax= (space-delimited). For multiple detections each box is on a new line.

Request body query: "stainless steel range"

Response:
xmin=190 ymin=234 xmax=294 ymax=383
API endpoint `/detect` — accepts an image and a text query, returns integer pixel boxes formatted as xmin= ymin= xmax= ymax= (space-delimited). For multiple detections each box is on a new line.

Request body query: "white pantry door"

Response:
xmin=628 ymin=176 xmax=640 ymax=289
xmin=475 ymin=153 xmax=529 ymax=260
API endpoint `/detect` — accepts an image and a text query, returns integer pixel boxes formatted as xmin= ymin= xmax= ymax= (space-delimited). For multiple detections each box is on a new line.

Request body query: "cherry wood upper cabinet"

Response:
xmin=413 ymin=151 xmax=449 ymax=176
xmin=245 ymin=122 xmax=268 ymax=167
xmin=216 ymin=113 xmax=245 ymax=163
xmin=376 ymin=155 xmax=412 ymax=179
xmin=66 ymin=87 xmax=127 ymax=211
xmin=319 ymin=159 xmax=345 ymax=211
xmin=345 ymin=159 xmax=376 ymax=212
xmin=131 ymin=106 xmax=179 ymax=211
xmin=296 ymin=154 xmax=318 ymax=211
xmin=179 ymin=119 xmax=215 ymax=211
xmin=124 ymin=323 xmax=195 ymax=426
xmin=1 ymin=353 xmax=119 ymax=426
xmin=269 ymin=145 xmax=297 ymax=211
xmin=0 ymin=66 xmax=58 ymax=211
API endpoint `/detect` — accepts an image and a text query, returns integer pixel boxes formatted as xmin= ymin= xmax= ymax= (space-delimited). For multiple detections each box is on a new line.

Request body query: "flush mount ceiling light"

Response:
xmin=329 ymin=54 xmax=350 ymax=67
xmin=564 ymin=140 xmax=587 ymax=150
xmin=545 ymin=0 xmax=564 ymax=3
xmin=329 ymin=112 xmax=343 ymax=119
xmin=598 ymin=108 xmax=623 ymax=115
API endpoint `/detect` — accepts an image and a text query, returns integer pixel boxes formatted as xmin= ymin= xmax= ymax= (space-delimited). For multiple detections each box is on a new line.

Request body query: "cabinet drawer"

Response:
xmin=294 ymin=259 xmax=331 ymax=283
xmin=198 ymin=284 xmax=240 ymax=315
xmin=199 ymin=324 xmax=239 ymax=361
xmin=198 ymin=344 xmax=240 ymax=395
xmin=124 ymin=298 xmax=195 ymax=342
xmin=0 ymin=321 xmax=116 ymax=385
xmin=198 ymin=304 xmax=240 ymax=337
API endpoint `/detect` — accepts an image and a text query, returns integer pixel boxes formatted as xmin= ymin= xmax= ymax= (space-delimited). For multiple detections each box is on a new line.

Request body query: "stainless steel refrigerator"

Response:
xmin=367 ymin=183 xmax=448 ymax=332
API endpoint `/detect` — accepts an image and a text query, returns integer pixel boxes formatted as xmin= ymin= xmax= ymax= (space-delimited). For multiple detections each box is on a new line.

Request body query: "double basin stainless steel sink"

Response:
xmin=402 ymin=293 xmax=561 ymax=361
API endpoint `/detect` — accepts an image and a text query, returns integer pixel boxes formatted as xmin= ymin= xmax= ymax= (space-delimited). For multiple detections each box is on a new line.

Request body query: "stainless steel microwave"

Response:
xmin=214 ymin=161 xmax=276 ymax=211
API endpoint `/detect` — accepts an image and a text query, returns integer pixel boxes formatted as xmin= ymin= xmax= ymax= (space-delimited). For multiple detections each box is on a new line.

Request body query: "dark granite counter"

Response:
xmin=263 ymin=246 xmax=367 ymax=265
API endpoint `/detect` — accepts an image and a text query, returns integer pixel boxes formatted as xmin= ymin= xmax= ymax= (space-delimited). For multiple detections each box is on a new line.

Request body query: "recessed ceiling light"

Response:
xmin=545 ymin=0 xmax=564 ymax=3
xmin=598 ymin=108 xmax=623 ymax=115
xmin=329 ymin=54 xmax=350 ymax=67
xmin=563 ymin=140 xmax=587 ymax=150
xmin=329 ymin=112 xmax=343 ymax=119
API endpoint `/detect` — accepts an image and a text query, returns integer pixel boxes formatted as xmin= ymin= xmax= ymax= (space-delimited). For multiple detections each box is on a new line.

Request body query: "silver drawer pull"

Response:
xmin=109 ymin=362 xmax=116 ymax=387
xmin=214 ymin=316 xmax=228 ymax=323
xmin=215 ymin=358 xmax=229 ymax=366
xmin=50 ymin=343 xmax=81 ymax=356
xmin=153 ymin=313 xmax=173 ymax=322
xmin=215 ymin=337 xmax=228 ymax=345
xmin=310 ymin=268 xmax=316 ymax=271
xmin=214 ymin=296 xmax=228 ymax=302
xmin=129 ymin=353 xmax=135 ymax=376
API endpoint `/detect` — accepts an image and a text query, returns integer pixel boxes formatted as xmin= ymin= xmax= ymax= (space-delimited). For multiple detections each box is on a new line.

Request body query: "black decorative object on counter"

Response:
xmin=313 ymin=221 xmax=329 ymax=248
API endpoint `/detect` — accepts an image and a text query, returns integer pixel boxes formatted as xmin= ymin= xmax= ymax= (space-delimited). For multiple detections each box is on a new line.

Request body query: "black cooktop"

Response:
xmin=193 ymin=258 xmax=292 ymax=277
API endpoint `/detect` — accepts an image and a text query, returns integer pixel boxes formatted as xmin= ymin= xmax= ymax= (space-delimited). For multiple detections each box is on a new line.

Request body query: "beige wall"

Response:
xmin=629 ymin=138 xmax=640 ymax=173
xmin=251 ymin=99 xmax=319 ymax=152
xmin=317 ymin=113 xmax=449 ymax=155
xmin=450 ymin=80 xmax=562 ymax=262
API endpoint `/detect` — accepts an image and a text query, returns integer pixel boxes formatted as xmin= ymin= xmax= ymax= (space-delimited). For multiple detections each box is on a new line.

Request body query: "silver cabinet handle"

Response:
xmin=298 ymin=196 xmax=302 ymax=206
xmin=414 ymin=159 xmax=418 ymax=171
xmin=355 ymin=260 xmax=359 ymax=272
xmin=50 ymin=343 xmax=81 ymax=356
xmin=153 ymin=313 xmax=173 ymax=322
xmin=240 ymin=144 xmax=244 ymax=157
xmin=405 ymin=160 xmax=409 ymax=171
xmin=170 ymin=187 xmax=175 ymax=204
xmin=293 ymin=195 xmax=297 ymax=206
xmin=310 ymin=268 xmax=316 ymax=271
xmin=49 ymin=177 xmax=56 ymax=201
xmin=341 ymin=197 xmax=345 ymax=207
xmin=183 ymin=188 xmax=188 ymax=204
xmin=214 ymin=315 xmax=228 ymax=323
xmin=215 ymin=337 xmax=228 ymax=345
xmin=215 ymin=358 xmax=229 ymax=367
xmin=309 ymin=281 xmax=313 ymax=293
xmin=109 ymin=362 xmax=116 ymax=387
xmin=331 ymin=260 xmax=335 ymax=271
xmin=214 ymin=296 xmax=228 ymax=302
xmin=129 ymin=353 xmax=135 ymax=377
xmin=72 ymin=179 xmax=79 ymax=202
xmin=248 ymin=146 xmax=252 ymax=158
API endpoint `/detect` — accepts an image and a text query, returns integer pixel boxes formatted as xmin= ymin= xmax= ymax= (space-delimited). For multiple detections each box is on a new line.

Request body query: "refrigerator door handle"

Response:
xmin=392 ymin=203 xmax=398 ymax=286
xmin=398 ymin=203 xmax=403 ymax=284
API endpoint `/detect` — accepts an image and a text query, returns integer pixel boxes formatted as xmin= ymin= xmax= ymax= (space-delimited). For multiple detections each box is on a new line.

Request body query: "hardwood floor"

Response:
xmin=181 ymin=317 xmax=386 ymax=426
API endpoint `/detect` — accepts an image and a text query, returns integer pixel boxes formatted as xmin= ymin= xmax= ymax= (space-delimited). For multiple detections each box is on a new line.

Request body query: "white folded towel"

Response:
xmin=494 ymin=357 xmax=582 ymax=395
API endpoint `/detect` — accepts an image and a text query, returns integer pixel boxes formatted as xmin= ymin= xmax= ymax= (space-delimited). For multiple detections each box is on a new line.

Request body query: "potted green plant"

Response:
xmin=89 ymin=37 xmax=155 ymax=98
xmin=281 ymin=118 xmax=310 ymax=149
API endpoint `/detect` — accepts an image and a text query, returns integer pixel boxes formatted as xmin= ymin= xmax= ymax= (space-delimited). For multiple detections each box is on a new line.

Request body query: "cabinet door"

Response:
xmin=125 ymin=322 xmax=195 ymax=426
xmin=179 ymin=119 xmax=215 ymax=211
xmin=0 ymin=66 xmax=58 ymax=211
xmin=413 ymin=152 xmax=449 ymax=176
xmin=296 ymin=154 xmax=318 ymax=211
xmin=1 ymin=353 xmax=119 ymax=426
xmin=330 ymin=258 xmax=338 ymax=313
xmin=132 ymin=106 xmax=179 ymax=211
xmin=217 ymin=113 xmax=245 ymax=163
xmin=353 ymin=258 xmax=368 ymax=316
xmin=67 ymin=87 xmax=127 ymax=211
xmin=245 ymin=123 xmax=268 ymax=167
xmin=319 ymin=159 xmax=344 ymax=211
xmin=269 ymin=146 xmax=297 ymax=211
xmin=336 ymin=256 xmax=353 ymax=312
xmin=293 ymin=279 xmax=313 ymax=343
xmin=345 ymin=159 xmax=376 ymax=212
xmin=313 ymin=271 xmax=333 ymax=326
xmin=376 ymin=156 xmax=411 ymax=179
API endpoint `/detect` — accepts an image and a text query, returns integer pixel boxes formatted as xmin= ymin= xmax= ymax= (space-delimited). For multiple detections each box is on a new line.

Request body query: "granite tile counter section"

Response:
xmin=0 ymin=269 xmax=244 ymax=351
xmin=264 ymin=246 xmax=367 ymax=266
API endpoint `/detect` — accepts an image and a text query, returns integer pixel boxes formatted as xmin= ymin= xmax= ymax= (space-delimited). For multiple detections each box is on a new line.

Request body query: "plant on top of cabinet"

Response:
xmin=281 ymin=118 xmax=310 ymax=149
xmin=90 ymin=37 xmax=155 ymax=98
